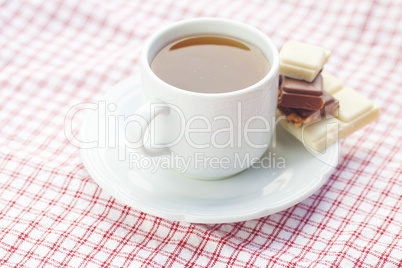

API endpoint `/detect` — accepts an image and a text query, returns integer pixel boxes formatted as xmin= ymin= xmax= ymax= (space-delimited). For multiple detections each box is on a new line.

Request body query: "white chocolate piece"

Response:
xmin=324 ymin=50 xmax=331 ymax=63
xmin=277 ymin=110 xmax=340 ymax=152
xmin=280 ymin=41 xmax=331 ymax=82
xmin=277 ymin=87 xmax=380 ymax=152
xmin=333 ymin=87 xmax=374 ymax=122
xmin=321 ymin=71 xmax=343 ymax=94
xmin=338 ymin=103 xmax=380 ymax=139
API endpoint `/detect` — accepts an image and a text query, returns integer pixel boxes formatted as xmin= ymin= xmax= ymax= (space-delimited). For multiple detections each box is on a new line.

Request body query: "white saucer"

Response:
xmin=80 ymin=74 xmax=339 ymax=224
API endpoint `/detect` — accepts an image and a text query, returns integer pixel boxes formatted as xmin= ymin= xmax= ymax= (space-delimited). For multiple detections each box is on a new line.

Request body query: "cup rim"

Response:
xmin=141 ymin=17 xmax=279 ymax=98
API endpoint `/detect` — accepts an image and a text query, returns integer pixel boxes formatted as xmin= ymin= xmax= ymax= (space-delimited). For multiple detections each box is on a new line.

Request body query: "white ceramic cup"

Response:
xmin=130 ymin=18 xmax=279 ymax=180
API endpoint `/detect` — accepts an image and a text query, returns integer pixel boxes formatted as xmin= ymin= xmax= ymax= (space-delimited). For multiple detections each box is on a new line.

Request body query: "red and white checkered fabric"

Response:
xmin=1 ymin=0 xmax=401 ymax=267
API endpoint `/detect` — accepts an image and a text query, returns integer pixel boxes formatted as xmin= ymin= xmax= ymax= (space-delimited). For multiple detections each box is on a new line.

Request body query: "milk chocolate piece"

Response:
xmin=278 ymin=75 xmax=325 ymax=110
xmin=280 ymin=41 xmax=331 ymax=82
xmin=279 ymin=91 xmax=339 ymax=127
xmin=277 ymin=86 xmax=380 ymax=152
xmin=282 ymin=74 xmax=323 ymax=95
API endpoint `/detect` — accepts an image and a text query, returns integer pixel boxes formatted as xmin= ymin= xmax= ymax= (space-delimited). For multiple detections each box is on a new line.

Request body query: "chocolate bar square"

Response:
xmin=278 ymin=75 xmax=325 ymax=110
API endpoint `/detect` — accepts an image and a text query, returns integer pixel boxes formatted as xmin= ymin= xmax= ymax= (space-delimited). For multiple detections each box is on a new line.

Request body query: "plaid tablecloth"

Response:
xmin=1 ymin=0 xmax=401 ymax=267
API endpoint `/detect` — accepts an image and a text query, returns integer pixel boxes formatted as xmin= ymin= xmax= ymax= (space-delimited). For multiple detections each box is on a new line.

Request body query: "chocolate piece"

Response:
xmin=280 ymin=40 xmax=331 ymax=82
xmin=279 ymin=91 xmax=339 ymax=127
xmin=321 ymin=71 xmax=343 ymax=94
xmin=279 ymin=107 xmax=321 ymax=127
xmin=277 ymin=86 xmax=380 ymax=152
xmin=282 ymin=74 xmax=323 ymax=96
xmin=278 ymin=75 xmax=325 ymax=110
xmin=332 ymin=87 xmax=373 ymax=122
